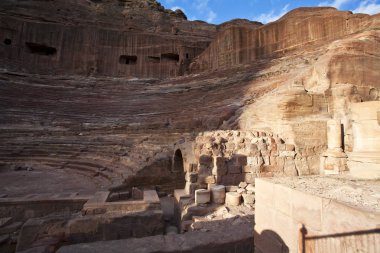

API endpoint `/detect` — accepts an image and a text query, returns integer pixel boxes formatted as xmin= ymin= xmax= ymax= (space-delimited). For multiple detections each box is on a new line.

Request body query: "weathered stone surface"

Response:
xmin=210 ymin=185 xmax=226 ymax=204
xmin=0 ymin=4 xmax=379 ymax=252
xmin=225 ymin=192 xmax=241 ymax=206
xmin=194 ymin=189 xmax=210 ymax=205
xmin=225 ymin=186 xmax=239 ymax=192
xmin=242 ymin=193 xmax=255 ymax=205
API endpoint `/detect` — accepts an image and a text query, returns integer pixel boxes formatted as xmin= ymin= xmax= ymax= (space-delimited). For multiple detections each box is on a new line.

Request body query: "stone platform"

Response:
xmin=254 ymin=176 xmax=380 ymax=253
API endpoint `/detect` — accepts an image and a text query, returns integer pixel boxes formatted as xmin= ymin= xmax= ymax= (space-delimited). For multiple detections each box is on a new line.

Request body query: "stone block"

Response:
xmin=185 ymin=172 xmax=198 ymax=183
xmin=291 ymin=188 xmax=322 ymax=231
xmin=195 ymin=189 xmax=210 ymax=205
xmin=220 ymin=173 xmax=245 ymax=185
xmin=246 ymin=184 xmax=255 ymax=192
xmin=198 ymin=164 xmax=212 ymax=175
xmin=207 ymin=183 xmax=216 ymax=190
xmin=199 ymin=155 xmax=213 ymax=167
xmin=294 ymin=158 xmax=310 ymax=176
xmin=285 ymin=144 xmax=295 ymax=151
xmin=244 ymin=173 xmax=256 ymax=184
xmin=185 ymin=182 xmax=198 ymax=195
xmin=213 ymin=157 xmax=228 ymax=176
xmin=258 ymin=140 xmax=267 ymax=151
xmin=198 ymin=175 xmax=216 ymax=184
xmin=284 ymin=158 xmax=298 ymax=176
xmin=187 ymin=163 xmax=198 ymax=173
xmin=132 ymin=187 xmax=143 ymax=200
xmin=263 ymin=156 xmax=270 ymax=165
xmin=272 ymin=210 xmax=299 ymax=252
xmin=321 ymin=198 xmax=380 ymax=234
xmin=242 ymin=193 xmax=255 ymax=205
xmin=225 ymin=192 xmax=241 ymax=206
xmin=274 ymin=183 xmax=292 ymax=216
xmin=255 ymin=179 xmax=275 ymax=208
xmin=247 ymin=157 xmax=258 ymax=166
xmin=232 ymin=155 xmax=247 ymax=166
xmin=210 ymin=185 xmax=225 ymax=204
xmin=239 ymin=182 xmax=248 ymax=188
xmin=227 ymin=164 xmax=242 ymax=174
xmin=279 ymin=151 xmax=296 ymax=158
xmin=225 ymin=185 xmax=238 ymax=192
xmin=242 ymin=165 xmax=255 ymax=173
xmin=247 ymin=144 xmax=259 ymax=156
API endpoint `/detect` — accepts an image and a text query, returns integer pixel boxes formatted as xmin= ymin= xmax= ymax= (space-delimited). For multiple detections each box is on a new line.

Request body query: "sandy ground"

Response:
xmin=0 ymin=167 xmax=107 ymax=197
xmin=269 ymin=175 xmax=380 ymax=212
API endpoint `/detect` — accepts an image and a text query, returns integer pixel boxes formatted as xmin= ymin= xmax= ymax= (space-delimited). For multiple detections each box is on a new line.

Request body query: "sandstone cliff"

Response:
xmin=0 ymin=3 xmax=379 ymax=190
xmin=190 ymin=7 xmax=377 ymax=72
xmin=0 ymin=0 xmax=216 ymax=78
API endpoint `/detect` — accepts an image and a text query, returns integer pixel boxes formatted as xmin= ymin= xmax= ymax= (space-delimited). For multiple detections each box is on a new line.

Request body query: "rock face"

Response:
xmin=0 ymin=1 xmax=379 ymax=196
xmin=0 ymin=0 xmax=216 ymax=78
xmin=190 ymin=7 xmax=376 ymax=72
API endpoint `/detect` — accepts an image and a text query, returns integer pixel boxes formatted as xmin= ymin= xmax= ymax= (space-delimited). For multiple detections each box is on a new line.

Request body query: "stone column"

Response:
xmin=320 ymin=119 xmax=347 ymax=175
xmin=327 ymin=120 xmax=343 ymax=152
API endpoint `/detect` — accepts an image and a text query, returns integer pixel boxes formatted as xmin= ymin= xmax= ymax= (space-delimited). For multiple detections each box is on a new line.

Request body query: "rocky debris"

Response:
xmin=246 ymin=184 xmax=255 ymax=193
xmin=242 ymin=194 xmax=255 ymax=208
xmin=238 ymin=182 xmax=248 ymax=189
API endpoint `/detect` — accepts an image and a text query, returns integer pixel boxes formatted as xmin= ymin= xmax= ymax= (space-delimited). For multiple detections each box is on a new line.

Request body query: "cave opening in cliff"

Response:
xmin=119 ymin=55 xmax=137 ymax=65
xmin=161 ymin=53 xmax=180 ymax=62
xmin=3 ymin=38 xmax=11 ymax=45
xmin=25 ymin=42 xmax=57 ymax=56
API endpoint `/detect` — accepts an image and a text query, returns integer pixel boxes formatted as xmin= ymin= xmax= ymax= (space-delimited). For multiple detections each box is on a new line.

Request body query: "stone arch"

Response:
xmin=173 ymin=149 xmax=184 ymax=172
xmin=172 ymin=149 xmax=186 ymax=190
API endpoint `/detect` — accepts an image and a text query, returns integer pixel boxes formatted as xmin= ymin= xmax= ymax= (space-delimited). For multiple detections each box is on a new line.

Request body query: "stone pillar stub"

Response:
xmin=321 ymin=119 xmax=347 ymax=175
xmin=195 ymin=189 xmax=210 ymax=205
xmin=210 ymin=185 xmax=226 ymax=204
xmin=323 ymin=119 xmax=347 ymax=158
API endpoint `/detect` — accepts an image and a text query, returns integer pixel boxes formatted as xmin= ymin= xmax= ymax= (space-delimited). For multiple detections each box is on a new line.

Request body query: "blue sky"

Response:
xmin=161 ymin=0 xmax=380 ymax=24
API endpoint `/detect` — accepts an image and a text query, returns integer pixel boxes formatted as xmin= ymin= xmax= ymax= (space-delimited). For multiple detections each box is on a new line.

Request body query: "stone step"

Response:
xmin=0 ymin=218 xmax=12 ymax=228
xmin=0 ymin=222 xmax=23 ymax=235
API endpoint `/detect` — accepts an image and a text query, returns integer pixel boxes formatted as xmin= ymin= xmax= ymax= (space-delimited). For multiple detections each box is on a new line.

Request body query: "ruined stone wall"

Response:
xmin=190 ymin=8 xmax=374 ymax=72
xmin=57 ymin=221 xmax=253 ymax=253
xmin=178 ymin=129 xmax=326 ymax=195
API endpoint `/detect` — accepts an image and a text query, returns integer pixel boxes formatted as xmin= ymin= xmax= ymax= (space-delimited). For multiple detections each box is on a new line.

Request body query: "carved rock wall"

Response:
xmin=0 ymin=0 xmax=216 ymax=78
xmin=190 ymin=7 xmax=375 ymax=72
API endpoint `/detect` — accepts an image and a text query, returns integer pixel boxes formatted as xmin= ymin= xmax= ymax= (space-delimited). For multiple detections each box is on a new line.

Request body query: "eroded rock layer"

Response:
xmin=0 ymin=2 xmax=379 ymax=194
xmin=190 ymin=8 xmax=378 ymax=72
xmin=0 ymin=0 xmax=215 ymax=78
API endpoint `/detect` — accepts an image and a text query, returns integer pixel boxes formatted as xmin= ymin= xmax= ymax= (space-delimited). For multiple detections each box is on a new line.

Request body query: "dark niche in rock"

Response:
xmin=3 ymin=38 xmax=11 ymax=45
xmin=25 ymin=42 xmax=57 ymax=56
xmin=161 ymin=53 xmax=179 ymax=62
xmin=119 ymin=55 xmax=138 ymax=65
